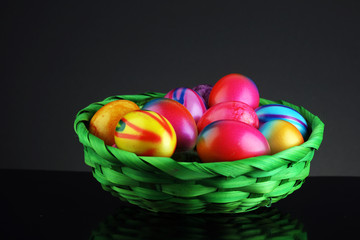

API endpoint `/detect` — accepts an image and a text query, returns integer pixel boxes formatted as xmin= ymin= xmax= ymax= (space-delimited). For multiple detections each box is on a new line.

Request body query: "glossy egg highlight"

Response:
xmin=165 ymin=87 xmax=207 ymax=123
xmin=114 ymin=110 xmax=176 ymax=157
xmin=196 ymin=120 xmax=270 ymax=163
xmin=197 ymin=101 xmax=259 ymax=133
xmin=259 ymin=120 xmax=304 ymax=154
xmin=142 ymin=98 xmax=198 ymax=151
xmin=208 ymin=73 xmax=260 ymax=109
xmin=256 ymin=104 xmax=308 ymax=139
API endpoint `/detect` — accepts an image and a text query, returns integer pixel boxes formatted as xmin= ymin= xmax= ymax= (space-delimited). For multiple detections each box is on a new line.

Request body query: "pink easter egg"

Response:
xmin=197 ymin=120 xmax=270 ymax=163
xmin=208 ymin=73 xmax=260 ymax=109
xmin=197 ymin=101 xmax=259 ymax=133
xmin=165 ymin=87 xmax=207 ymax=123
xmin=142 ymin=98 xmax=198 ymax=152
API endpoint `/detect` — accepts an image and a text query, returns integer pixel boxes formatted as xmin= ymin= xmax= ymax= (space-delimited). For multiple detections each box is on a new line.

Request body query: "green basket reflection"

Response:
xmin=90 ymin=206 xmax=307 ymax=240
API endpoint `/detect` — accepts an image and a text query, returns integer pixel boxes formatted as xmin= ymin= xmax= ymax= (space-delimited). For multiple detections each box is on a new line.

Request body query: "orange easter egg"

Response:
xmin=114 ymin=110 xmax=176 ymax=157
xmin=259 ymin=119 xmax=304 ymax=154
xmin=89 ymin=100 xmax=140 ymax=146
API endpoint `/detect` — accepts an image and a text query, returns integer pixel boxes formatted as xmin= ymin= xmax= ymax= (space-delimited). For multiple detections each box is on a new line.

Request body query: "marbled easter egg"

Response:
xmin=142 ymin=98 xmax=198 ymax=152
xmin=165 ymin=87 xmax=207 ymax=123
xmin=259 ymin=120 xmax=304 ymax=154
xmin=255 ymin=104 xmax=308 ymax=139
xmin=114 ymin=110 xmax=176 ymax=157
xmin=197 ymin=101 xmax=259 ymax=133
xmin=196 ymin=120 xmax=270 ymax=163
xmin=208 ymin=73 xmax=260 ymax=109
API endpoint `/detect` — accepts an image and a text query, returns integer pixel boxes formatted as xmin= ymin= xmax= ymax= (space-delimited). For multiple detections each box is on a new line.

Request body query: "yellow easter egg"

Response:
xmin=259 ymin=119 xmax=304 ymax=154
xmin=114 ymin=110 xmax=177 ymax=157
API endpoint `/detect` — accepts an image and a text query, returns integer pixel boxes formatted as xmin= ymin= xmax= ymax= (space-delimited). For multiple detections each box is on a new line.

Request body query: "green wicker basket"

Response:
xmin=74 ymin=92 xmax=324 ymax=214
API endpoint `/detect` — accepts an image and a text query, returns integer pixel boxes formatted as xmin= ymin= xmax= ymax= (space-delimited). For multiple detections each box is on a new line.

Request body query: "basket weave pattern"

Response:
xmin=74 ymin=92 xmax=324 ymax=214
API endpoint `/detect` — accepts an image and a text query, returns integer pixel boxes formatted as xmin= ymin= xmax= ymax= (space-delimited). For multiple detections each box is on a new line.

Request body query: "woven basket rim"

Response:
xmin=74 ymin=92 xmax=324 ymax=172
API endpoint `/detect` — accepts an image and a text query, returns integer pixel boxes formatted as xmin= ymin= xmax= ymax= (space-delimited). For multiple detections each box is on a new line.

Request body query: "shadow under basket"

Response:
xmin=74 ymin=92 xmax=324 ymax=214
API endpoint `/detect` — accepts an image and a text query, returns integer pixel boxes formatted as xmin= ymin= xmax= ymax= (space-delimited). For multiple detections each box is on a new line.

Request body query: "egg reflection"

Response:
xmin=90 ymin=206 xmax=307 ymax=240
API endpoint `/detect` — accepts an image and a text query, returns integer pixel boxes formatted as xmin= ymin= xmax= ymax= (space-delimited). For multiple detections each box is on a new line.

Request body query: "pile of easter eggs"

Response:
xmin=89 ymin=73 xmax=309 ymax=163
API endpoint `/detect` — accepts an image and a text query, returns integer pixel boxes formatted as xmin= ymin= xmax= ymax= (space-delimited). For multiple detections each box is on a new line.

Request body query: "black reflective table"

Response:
xmin=1 ymin=170 xmax=359 ymax=239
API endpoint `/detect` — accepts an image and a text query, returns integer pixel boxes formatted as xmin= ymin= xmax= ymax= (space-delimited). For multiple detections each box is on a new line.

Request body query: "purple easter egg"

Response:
xmin=192 ymin=84 xmax=213 ymax=108
xmin=165 ymin=87 xmax=207 ymax=123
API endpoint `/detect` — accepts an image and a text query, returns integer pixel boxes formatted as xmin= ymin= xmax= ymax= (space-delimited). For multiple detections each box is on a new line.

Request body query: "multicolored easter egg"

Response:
xmin=89 ymin=100 xmax=140 ymax=146
xmin=165 ymin=87 xmax=207 ymax=123
xmin=142 ymin=98 xmax=198 ymax=152
xmin=197 ymin=101 xmax=259 ymax=133
xmin=208 ymin=73 xmax=260 ymax=109
xmin=196 ymin=120 xmax=270 ymax=163
xmin=259 ymin=120 xmax=304 ymax=155
xmin=114 ymin=110 xmax=176 ymax=157
xmin=255 ymin=104 xmax=308 ymax=139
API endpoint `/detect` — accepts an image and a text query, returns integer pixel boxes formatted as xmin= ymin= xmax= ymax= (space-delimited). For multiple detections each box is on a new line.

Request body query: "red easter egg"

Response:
xmin=196 ymin=120 xmax=270 ymax=163
xmin=208 ymin=73 xmax=260 ymax=109
xmin=197 ymin=101 xmax=259 ymax=133
xmin=142 ymin=98 xmax=198 ymax=152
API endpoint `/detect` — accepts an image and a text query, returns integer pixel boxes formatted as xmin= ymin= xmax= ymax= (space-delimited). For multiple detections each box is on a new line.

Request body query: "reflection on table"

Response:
xmin=90 ymin=206 xmax=307 ymax=240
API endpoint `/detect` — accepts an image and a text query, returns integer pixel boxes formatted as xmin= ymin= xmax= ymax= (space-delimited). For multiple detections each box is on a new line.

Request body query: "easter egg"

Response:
xmin=192 ymin=84 xmax=213 ymax=108
xmin=259 ymin=120 xmax=304 ymax=154
xmin=114 ymin=110 xmax=176 ymax=157
xmin=196 ymin=120 xmax=270 ymax=163
xmin=142 ymin=98 xmax=198 ymax=151
xmin=89 ymin=100 xmax=140 ymax=146
xmin=165 ymin=87 xmax=207 ymax=123
xmin=197 ymin=101 xmax=259 ymax=133
xmin=208 ymin=73 xmax=260 ymax=109
xmin=255 ymin=104 xmax=308 ymax=139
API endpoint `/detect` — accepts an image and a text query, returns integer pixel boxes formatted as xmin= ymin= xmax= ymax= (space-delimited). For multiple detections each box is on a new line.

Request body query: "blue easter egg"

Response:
xmin=255 ymin=104 xmax=308 ymax=138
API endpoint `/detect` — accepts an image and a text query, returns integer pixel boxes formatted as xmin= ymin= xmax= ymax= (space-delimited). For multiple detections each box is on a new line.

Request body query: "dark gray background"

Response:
xmin=3 ymin=1 xmax=359 ymax=176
